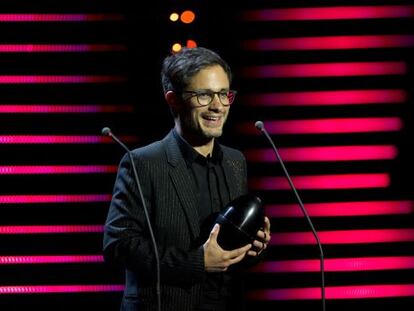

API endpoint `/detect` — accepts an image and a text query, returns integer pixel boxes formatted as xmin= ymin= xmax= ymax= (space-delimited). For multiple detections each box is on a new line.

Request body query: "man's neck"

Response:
xmin=175 ymin=125 xmax=214 ymax=157
xmin=193 ymin=141 xmax=214 ymax=158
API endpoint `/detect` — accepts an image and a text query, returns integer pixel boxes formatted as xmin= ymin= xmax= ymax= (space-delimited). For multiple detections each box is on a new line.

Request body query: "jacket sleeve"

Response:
xmin=103 ymin=152 xmax=205 ymax=286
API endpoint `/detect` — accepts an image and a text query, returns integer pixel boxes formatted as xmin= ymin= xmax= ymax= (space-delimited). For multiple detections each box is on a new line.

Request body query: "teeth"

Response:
xmin=205 ymin=116 xmax=219 ymax=120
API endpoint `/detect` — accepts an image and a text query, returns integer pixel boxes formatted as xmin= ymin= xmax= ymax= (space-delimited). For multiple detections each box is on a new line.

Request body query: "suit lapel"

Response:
xmin=222 ymin=156 xmax=239 ymax=201
xmin=164 ymin=131 xmax=200 ymax=238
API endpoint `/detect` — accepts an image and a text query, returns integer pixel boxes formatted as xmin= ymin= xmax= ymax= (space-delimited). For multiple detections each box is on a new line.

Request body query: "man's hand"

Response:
xmin=203 ymin=224 xmax=251 ymax=272
xmin=248 ymin=216 xmax=271 ymax=257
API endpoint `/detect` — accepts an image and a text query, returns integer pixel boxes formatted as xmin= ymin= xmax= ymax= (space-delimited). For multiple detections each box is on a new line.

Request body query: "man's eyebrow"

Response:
xmin=194 ymin=88 xmax=230 ymax=92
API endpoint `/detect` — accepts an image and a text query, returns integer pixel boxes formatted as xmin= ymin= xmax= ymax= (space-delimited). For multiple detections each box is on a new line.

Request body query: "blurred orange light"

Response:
xmin=187 ymin=40 xmax=197 ymax=48
xmin=172 ymin=43 xmax=182 ymax=52
xmin=169 ymin=13 xmax=179 ymax=22
xmin=181 ymin=10 xmax=195 ymax=24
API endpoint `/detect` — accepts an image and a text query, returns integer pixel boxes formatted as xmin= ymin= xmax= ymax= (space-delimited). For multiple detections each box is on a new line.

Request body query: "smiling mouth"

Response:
xmin=203 ymin=115 xmax=221 ymax=121
xmin=202 ymin=115 xmax=223 ymax=127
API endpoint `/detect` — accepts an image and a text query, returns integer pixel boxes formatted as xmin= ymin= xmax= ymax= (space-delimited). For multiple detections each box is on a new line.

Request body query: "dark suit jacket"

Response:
xmin=103 ymin=130 xmax=250 ymax=310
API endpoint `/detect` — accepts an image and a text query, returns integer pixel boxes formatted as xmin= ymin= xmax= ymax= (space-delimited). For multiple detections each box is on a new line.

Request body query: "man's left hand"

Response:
xmin=248 ymin=216 xmax=271 ymax=256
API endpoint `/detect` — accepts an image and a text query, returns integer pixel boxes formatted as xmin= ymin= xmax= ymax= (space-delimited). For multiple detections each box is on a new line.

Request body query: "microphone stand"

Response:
xmin=255 ymin=121 xmax=326 ymax=311
xmin=102 ymin=127 xmax=161 ymax=311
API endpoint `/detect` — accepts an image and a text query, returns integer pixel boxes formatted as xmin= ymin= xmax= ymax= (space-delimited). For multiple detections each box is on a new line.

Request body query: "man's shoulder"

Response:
xmin=130 ymin=139 xmax=166 ymax=160
xmin=128 ymin=130 xmax=175 ymax=162
xmin=219 ymin=143 xmax=245 ymax=161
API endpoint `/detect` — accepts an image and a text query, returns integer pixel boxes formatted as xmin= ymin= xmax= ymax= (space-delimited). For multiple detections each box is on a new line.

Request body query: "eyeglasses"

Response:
xmin=182 ymin=89 xmax=237 ymax=107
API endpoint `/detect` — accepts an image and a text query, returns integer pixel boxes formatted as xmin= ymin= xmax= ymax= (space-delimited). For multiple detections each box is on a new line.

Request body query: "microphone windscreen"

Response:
xmin=101 ymin=127 xmax=112 ymax=136
xmin=255 ymin=121 xmax=264 ymax=131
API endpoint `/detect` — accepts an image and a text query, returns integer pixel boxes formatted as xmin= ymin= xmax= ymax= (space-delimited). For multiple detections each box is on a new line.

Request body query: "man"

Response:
xmin=103 ymin=47 xmax=271 ymax=311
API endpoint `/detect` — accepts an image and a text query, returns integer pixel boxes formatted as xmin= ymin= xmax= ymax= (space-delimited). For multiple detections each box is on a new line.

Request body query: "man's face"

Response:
xmin=178 ymin=65 xmax=231 ymax=142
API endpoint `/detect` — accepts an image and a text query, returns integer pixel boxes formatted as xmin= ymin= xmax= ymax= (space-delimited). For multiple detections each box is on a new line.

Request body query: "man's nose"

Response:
xmin=209 ymin=93 xmax=225 ymax=110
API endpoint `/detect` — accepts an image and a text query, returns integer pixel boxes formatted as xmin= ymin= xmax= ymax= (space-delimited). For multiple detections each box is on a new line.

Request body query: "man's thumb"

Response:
xmin=209 ymin=223 xmax=220 ymax=241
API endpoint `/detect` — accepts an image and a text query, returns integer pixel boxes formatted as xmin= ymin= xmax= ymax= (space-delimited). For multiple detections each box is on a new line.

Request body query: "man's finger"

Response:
xmin=225 ymin=243 xmax=251 ymax=260
xmin=228 ymin=250 xmax=248 ymax=265
xmin=256 ymin=217 xmax=271 ymax=241
xmin=209 ymin=223 xmax=220 ymax=242
xmin=253 ymin=240 xmax=265 ymax=249
xmin=256 ymin=230 xmax=266 ymax=240
xmin=264 ymin=216 xmax=271 ymax=232
xmin=248 ymin=250 xmax=258 ymax=257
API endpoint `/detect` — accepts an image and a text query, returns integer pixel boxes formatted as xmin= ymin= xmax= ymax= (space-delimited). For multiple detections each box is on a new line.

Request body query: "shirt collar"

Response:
xmin=172 ymin=128 xmax=223 ymax=167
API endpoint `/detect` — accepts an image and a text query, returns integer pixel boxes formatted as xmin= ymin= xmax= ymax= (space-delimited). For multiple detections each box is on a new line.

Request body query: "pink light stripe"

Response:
xmin=249 ymin=174 xmax=390 ymax=190
xmin=0 ymin=105 xmax=133 ymax=113
xmin=244 ymin=145 xmax=398 ymax=162
xmin=241 ymin=62 xmax=407 ymax=78
xmin=0 ymin=75 xmax=126 ymax=84
xmin=242 ymin=35 xmax=414 ymax=51
xmin=241 ymin=6 xmax=414 ymax=21
xmin=0 ymin=255 xmax=103 ymax=264
xmin=0 ymin=14 xmax=124 ymax=22
xmin=0 ymin=44 xmax=126 ymax=52
xmin=242 ymin=90 xmax=407 ymax=106
xmin=250 ymin=256 xmax=414 ymax=273
xmin=266 ymin=201 xmax=414 ymax=217
xmin=0 ymin=135 xmax=136 ymax=144
xmin=0 ymin=284 xmax=124 ymax=294
xmin=237 ymin=118 xmax=402 ymax=135
xmin=247 ymin=284 xmax=414 ymax=300
xmin=270 ymin=229 xmax=414 ymax=245
xmin=0 ymin=225 xmax=103 ymax=234
xmin=0 ymin=194 xmax=111 ymax=204
xmin=0 ymin=165 xmax=118 ymax=175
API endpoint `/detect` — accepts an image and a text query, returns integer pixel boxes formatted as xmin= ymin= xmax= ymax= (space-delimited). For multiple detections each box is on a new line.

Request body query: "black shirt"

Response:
xmin=173 ymin=129 xmax=232 ymax=310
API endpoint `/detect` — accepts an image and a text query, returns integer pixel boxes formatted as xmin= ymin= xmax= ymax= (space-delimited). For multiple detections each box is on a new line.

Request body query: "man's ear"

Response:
xmin=165 ymin=91 xmax=180 ymax=112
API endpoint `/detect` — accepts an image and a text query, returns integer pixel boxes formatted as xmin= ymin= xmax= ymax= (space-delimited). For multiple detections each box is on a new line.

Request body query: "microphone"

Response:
xmin=255 ymin=121 xmax=326 ymax=311
xmin=102 ymin=127 xmax=130 ymax=153
xmin=102 ymin=127 xmax=161 ymax=311
xmin=101 ymin=127 xmax=111 ymax=136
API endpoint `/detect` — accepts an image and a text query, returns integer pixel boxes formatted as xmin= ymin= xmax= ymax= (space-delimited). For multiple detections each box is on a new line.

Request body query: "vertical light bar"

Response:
xmin=0 ymin=75 xmax=126 ymax=84
xmin=249 ymin=173 xmax=390 ymax=190
xmin=241 ymin=63 xmax=407 ymax=78
xmin=0 ymin=194 xmax=111 ymax=204
xmin=0 ymin=225 xmax=103 ymax=234
xmin=242 ymin=35 xmax=414 ymax=51
xmin=247 ymin=284 xmax=414 ymax=300
xmin=0 ymin=285 xmax=124 ymax=294
xmin=244 ymin=145 xmax=398 ymax=162
xmin=241 ymin=90 xmax=407 ymax=106
xmin=237 ymin=118 xmax=402 ymax=134
xmin=265 ymin=201 xmax=414 ymax=217
xmin=0 ymin=14 xmax=125 ymax=22
xmin=269 ymin=229 xmax=414 ymax=245
xmin=241 ymin=6 xmax=414 ymax=21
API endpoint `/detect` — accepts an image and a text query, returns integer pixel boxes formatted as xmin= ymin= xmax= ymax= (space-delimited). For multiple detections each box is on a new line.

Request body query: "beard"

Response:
xmin=178 ymin=109 xmax=226 ymax=143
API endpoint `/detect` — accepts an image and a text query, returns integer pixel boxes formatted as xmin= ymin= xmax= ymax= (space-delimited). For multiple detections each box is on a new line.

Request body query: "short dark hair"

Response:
xmin=161 ymin=47 xmax=232 ymax=94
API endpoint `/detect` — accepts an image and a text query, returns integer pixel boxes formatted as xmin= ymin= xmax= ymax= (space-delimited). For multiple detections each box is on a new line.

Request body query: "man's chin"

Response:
xmin=181 ymin=123 xmax=223 ymax=142
xmin=202 ymin=128 xmax=223 ymax=139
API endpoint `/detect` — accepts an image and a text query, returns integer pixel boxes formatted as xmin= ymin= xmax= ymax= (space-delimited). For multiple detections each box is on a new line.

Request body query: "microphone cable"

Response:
xmin=102 ymin=127 xmax=161 ymax=311
xmin=255 ymin=121 xmax=326 ymax=311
